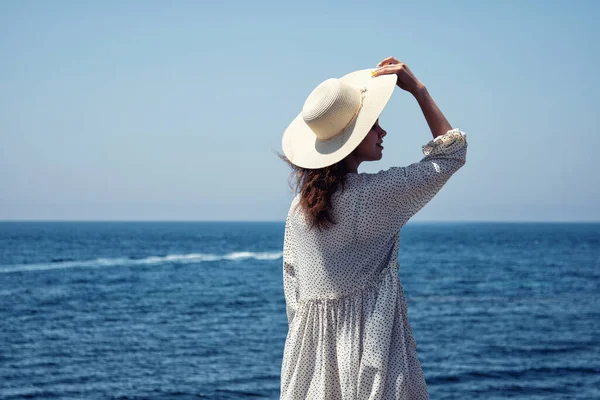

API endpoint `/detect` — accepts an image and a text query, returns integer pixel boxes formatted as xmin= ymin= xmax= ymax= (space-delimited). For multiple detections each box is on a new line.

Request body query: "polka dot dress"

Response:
xmin=280 ymin=129 xmax=468 ymax=400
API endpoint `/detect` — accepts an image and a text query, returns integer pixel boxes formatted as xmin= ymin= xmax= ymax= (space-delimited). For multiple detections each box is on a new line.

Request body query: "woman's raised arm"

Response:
xmin=413 ymin=86 xmax=452 ymax=140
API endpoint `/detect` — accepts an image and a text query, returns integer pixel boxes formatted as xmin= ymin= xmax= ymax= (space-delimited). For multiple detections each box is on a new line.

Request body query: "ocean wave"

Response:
xmin=0 ymin=251 xmax=283 ymax=274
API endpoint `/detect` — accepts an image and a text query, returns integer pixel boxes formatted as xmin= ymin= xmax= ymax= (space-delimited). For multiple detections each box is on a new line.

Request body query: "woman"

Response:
xmin=278 ymin=57 xmax=468 ymax=399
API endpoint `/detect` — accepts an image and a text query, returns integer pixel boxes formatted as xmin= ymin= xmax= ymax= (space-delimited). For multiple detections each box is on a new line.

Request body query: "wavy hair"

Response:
xmin=276 ymin=151 xmax=351 ymax=231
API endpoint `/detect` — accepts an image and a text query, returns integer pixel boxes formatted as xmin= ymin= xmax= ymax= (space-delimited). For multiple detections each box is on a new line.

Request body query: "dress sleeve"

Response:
xmin=357 ymin=128 xmax=468 ymax=239
xmin=282 ymin=211 xmax=298 ymax=328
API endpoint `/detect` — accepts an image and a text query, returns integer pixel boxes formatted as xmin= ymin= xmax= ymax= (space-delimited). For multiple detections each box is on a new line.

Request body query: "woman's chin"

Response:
xmin=365 ymin=152 xmax=383 ymax=162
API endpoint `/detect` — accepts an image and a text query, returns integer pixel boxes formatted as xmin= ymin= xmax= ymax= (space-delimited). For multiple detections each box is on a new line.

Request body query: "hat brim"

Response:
xmin=282 ymin=69 xmax=396 ymax=169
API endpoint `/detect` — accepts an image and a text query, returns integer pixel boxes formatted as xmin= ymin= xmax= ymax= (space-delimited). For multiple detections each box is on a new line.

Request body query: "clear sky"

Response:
xmin=1 ymin=0 xmax=598 ymax=222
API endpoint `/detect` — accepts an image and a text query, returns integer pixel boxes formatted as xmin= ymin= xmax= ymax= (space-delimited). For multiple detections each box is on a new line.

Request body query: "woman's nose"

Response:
xmin=380 ymin=128 xmax=387 ymax=138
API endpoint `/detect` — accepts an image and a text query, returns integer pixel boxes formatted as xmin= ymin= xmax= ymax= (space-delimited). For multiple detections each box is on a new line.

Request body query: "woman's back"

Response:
xmin=286 ymin=174 xmax=398 ymax=303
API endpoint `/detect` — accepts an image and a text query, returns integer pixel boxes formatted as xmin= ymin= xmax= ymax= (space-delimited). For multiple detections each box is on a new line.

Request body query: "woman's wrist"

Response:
xmin=412 ymin=84 xmax=428 ymax=100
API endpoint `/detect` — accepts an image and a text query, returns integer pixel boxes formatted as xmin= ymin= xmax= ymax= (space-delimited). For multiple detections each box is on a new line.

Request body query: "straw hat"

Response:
xmin=282 ymin=68 xmax=396 ymax=169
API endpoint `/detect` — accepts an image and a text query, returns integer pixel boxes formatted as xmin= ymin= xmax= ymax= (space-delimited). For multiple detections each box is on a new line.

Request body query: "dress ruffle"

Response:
xmin=422 ymin=128 xmax=467 ymax=156
xmin=297 ymin=263 xmax=395 ymax=305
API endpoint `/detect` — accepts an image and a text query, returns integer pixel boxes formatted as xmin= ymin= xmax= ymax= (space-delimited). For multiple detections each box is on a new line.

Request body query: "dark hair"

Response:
xmin=276 ymin=151 xmax=350 ymax=231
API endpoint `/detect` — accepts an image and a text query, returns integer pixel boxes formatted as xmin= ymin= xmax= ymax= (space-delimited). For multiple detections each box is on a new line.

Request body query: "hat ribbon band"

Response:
xmin=322 ymin=87 xmax=367 ymax=142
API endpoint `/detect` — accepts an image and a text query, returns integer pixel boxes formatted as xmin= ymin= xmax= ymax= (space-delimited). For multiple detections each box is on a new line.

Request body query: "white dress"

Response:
xmin=280 ymin=129 xmax=468 ymax=400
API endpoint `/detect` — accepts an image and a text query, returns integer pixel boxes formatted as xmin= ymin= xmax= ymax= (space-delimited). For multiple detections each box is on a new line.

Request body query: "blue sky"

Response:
xmin=1 ymin=0 xmax=598 ymax=221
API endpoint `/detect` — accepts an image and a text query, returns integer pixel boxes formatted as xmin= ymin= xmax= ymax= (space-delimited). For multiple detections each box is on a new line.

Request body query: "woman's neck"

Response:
xmin=342 ymin=154 xmax=361 ymax=174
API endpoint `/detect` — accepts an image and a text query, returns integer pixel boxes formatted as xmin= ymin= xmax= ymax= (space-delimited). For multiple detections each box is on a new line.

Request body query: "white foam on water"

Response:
xmin=0 ymin=251 xmax=283 ymax=274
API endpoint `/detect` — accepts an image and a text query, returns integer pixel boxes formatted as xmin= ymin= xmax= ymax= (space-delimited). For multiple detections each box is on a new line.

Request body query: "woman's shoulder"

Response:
xmin=287 ymin=194 xmax=302 ymax=222
xmin=347 ymin=167 xmax=405 ymax=186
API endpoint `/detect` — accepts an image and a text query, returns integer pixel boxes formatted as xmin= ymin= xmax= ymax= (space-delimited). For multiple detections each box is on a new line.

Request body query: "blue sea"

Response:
xmin=0 ymin=222 xmax=599 ymax=399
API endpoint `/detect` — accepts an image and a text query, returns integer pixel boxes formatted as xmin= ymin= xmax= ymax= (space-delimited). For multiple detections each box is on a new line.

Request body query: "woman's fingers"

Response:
xmin=371 ymin=66 xmax=385 ymax=77
xmin=372 ymin=64 xmax=399 ymax=77
xmin=372 ymin=57 xmax=422 ymax=93
xmin=377 ymin=56 xmax=395 ymax=66
xmin=372 ymin=60 xmax=421 ymax=93
xmin=377 ymin=56 xmax=400 ymax=67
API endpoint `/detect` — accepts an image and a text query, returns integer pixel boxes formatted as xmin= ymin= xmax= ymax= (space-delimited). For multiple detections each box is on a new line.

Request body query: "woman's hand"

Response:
xmin=372 ymin=57 xmax=424 ymax=96
xmin=374 ymin=57 xmax=451 ymax=138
